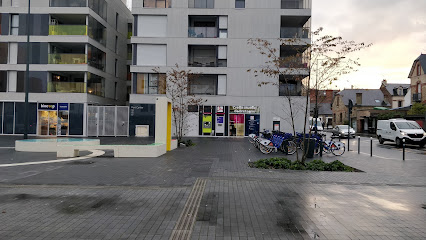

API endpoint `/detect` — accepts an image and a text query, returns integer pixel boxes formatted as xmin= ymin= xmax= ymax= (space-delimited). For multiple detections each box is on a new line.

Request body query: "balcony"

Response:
xmin=281 ymin=0 xmax=311 ymax=9
xmin=413 ymin=93 xmax=422 ymax=102
xmin=188 ymin=45 xmax=227 ymax=67
xmin=49 ymin=25 xmax=87 ymax=35
xmin=188 ymin=27 xmax=217 ymax=38
xmin=279 ymin=56 xmax=309 ymax=68
xmin=50 ymin=0 xmax=86 ymax=7
xmin=280 ymin=27 xmax=310 ymax=39
xmin=49 ymin=54 xmax=87 ymax=64
xmin=48 ymin=82 xmax=86 ymax=93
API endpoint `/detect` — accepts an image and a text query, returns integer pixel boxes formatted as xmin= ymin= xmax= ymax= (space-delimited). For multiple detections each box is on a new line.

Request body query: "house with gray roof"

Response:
xmin=408 ymin=54 xmax=426 ymax=104
xmin=380 ymin=80 xmax=411 ymax=108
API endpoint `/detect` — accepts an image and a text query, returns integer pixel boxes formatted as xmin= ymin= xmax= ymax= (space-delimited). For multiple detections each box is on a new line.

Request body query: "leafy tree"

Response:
xmin=248 ymin=28 xmax=371 ymax=162
xmin=408 ymin=103 xmax=426 ymax=116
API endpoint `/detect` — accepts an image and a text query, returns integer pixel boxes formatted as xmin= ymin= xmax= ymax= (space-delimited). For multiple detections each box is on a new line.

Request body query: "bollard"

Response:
xmin=403 ymin=139 xmax=405 ymax=161
xmin=370 ymin=137 xmax=373 ymax=157
xmin=319 ymin=138 xmax=323 ymax=157
xmin=358 ymin=136 xmax=360 ymax=154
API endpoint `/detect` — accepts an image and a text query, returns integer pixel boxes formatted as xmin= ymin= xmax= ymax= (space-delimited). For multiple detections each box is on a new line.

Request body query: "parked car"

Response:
xmin=309 ymin=117 xmax=324 ymax=132
xmin=377 ymin=119 xmax=426 ymax=147
xmin=331 ymin=125 xmax=356 ymax=138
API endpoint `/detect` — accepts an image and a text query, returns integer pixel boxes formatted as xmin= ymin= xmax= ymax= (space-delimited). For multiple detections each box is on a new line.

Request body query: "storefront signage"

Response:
xmin=38 ymin=103 xmax=57 ymax=111
xmin=217 ymin=106 xmax=224 ymax=113
xmin=230 ymin=106 xmax=260 ymax=114
xmin=58 ymin=103 xmax=68 ymax=111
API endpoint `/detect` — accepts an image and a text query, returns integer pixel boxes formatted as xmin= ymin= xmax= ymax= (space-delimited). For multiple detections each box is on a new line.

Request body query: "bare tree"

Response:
xmin=248 ymin=28 xmax=372 ymax=162
xmin=155 ymin=65 xmax=205 ymax=143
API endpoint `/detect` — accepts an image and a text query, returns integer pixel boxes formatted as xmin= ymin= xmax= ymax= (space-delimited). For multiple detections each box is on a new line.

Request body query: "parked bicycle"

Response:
xmin=315 ymin=136 xmax=346 ymax=156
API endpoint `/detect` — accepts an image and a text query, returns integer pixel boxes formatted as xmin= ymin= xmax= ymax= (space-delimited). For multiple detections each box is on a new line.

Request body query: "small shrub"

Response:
xmin=250 ymin=158 xmax=354 ymax=172
xmin=306 ymin=160 xmax=326 ymax=171
xmin=289 ymin=161 xmax=306 ymax=170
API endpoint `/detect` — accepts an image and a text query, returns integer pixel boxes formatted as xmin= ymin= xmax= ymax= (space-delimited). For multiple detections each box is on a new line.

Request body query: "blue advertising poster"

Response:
xmin=58 ymin=103 xmax=69 ymax=111
xmin=217 ymin=116 xmax=224 ymax=124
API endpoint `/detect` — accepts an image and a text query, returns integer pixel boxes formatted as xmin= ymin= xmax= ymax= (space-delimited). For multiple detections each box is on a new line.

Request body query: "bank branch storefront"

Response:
xmin=199 ymin=106 xmax=260 ymax=137
xmin=38 ymin=103 xmax=70 ymax=136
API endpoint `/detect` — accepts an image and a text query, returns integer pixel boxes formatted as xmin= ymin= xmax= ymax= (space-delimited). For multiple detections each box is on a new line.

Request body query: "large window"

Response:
xmin=17 ymin=71 xmax=48 ymax=93
xmin=279 ymin=75 xmax=302 ymax=96
xmin=137 ymin=15 xmax=167 ymax=37
xmin=88 ymin=16 xmax=106 ymax=46
xmin=188 ymin=45 xmax=227 ymax=67
xmin=89 ymin=0 xmax=107 ymax=20
xmin=235 ymin=0 xmax=245 ymax=8
xmin=188 ymin=0 xmax=214 ymax=8
xmin=0 ymin=42 xmax=7 ymax=64
xmin=14 ymin=102 xmax=37 ymax=134
xmin=87 ymin=73 xmax=105 ymax=97
xmin=18 ymin=14 xmax=49 ymax=36
xmin=0 ymin=71 xmax=6 ymax=92
xmin=144 ymin=0 xmax=171 ymax=8
xmin=69 ymin=103 xmax=84 ymax=135
xmin=87 ymin=44 xmax=106 ymax=71
xmin=10 ymin=14 xmax=19 ymax=35
xmin=48 ymin=72 xmax=85 ymax=93
xmin=3 ymin=102 xmax=14 ymax=134
xmin=18 ymin=42 xmax=48 ymax=64
xmin=188 ymin=74 xmax=222 ymax=95
xmin=137 ymin=44 xmax=167 ymax=66
xmin=134 ymin=73 xmax=166 ymax=94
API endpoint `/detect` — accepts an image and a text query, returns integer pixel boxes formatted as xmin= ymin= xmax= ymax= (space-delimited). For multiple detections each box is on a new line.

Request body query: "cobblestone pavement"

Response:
xmin=0 ymin=136 xmax=425 ymax=239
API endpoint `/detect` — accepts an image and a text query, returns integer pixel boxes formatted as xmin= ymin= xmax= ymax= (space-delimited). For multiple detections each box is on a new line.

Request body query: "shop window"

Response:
xmin=14 ymin=102 xmax=37 ymax=134
xmin=135 ymin=73 xmax=166 ymax=94
xmin=235 ymin=0 xmax=245 ymax=8
xmin=0 ymin=43 xmax=7 ymax=64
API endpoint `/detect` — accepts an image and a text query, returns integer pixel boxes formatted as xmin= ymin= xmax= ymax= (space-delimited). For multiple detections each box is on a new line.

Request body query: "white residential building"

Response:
xmin=129 ymin=0 xmax=312 ymax=137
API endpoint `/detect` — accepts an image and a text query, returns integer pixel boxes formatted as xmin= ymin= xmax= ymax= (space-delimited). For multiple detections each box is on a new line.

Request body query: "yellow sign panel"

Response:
xmin=202 ymin=115 xmax=212 ymax=133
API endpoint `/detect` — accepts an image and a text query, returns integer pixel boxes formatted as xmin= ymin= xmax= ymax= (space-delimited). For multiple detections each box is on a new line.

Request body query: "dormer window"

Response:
xmin=397 ymin=87 xmax=403 ymax=96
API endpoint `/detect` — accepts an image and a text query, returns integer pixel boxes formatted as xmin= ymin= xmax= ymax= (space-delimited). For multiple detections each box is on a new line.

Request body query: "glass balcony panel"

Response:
xmin=48 ymin=82 xmax=86 ymax=93
xmin=280 ymin=27 xmax=310 ymax=38
xmin=50 ymin=0 xmax=86 ymax=7
xmin=279 ymin=56 xmax=308 ymax=68
xmin=281 ymin=0 xmax=310 ymax=9
xmin=49 ymin=25 xmax=87 ymax=35
xmin=188 ymin=27 xmax=217 ymax=38
xmin=49 ymin=54 xmax=87 ymax=64
xmin=189 ymin=57 xmax=217 ymax=67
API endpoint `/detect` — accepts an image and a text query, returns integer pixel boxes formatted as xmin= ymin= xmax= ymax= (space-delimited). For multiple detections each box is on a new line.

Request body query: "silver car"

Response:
xmin=331 ymin=125 xmax=356 ymax=138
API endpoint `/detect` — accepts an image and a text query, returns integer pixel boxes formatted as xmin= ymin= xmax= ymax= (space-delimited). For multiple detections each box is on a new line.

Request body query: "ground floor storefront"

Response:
xmin=0 ymin=102 xmax=84 ymax=136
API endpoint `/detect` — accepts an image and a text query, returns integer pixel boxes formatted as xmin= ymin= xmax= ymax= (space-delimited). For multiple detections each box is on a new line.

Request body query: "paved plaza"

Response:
xmin=0 ymin=136 xmax=425 ymax=239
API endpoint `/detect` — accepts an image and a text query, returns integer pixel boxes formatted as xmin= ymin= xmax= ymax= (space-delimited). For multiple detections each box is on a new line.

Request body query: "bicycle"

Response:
xmin=317 ymin=138 xmax=346 ymax=156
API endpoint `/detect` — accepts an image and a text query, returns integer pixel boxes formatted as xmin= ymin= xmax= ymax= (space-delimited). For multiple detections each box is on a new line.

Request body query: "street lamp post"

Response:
xmin=23 ymin=0 xmax=31 ymax=139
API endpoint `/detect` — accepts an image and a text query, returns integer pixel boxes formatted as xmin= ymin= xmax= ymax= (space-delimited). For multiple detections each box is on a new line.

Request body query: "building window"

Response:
xmin=398 ymin=101 xmax=402 ymax=108
xmin=11 ymin=14 xmax=19 ymax=35
xmin=417 ymin=64 xmax=421 ymax=76
xmin=188 ymin=0 xmax=214 ymax=8
xmin=115 ymin=36 xmax=118 ymax=53
xmin=0 ymin=43 xmax=7 ymax=64
xmin=114 ymin=59 xmax=118 ymax=77
xmin=356 ymin=93 xmax=362 ymax=105
xmin=188 ymin=74 xmax=220 ymax=95
xmin=339 ymin=113 xmax=343 ymax=122
xmin=137 ymin=44 xmax=167 ymax=66
xmin=144 ymin=0 xmax=171 ymax=8
xmin=0 ymin=71 xmax=7 ymax=92
xmin=87 ymin=72 xmax=105 ymax=97
xmin=235 ymin=0 xmax=245 ymax=8
xmin=114 ymin=82 xmax=118 ymax=100
xmin=135 ymin=73 xmax=166 ymax=94
xmin=138 ymin=15 xmax=167 ymax=37
xmin=16 ymin=71 xmax=48 ymax=93
xmin=115 ymin=13 xmax=119 ymax=30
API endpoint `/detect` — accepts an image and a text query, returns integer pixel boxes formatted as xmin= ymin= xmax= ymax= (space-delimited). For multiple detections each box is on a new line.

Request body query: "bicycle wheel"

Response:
xmin=260 ymin=144 xmax=274 ymax=154
xmin=299 ymin=141 xmax=304 ymax=151
xmin=331 ymin=142 xmax=345 ymax=156
xmin=248 ymin=137 xmax=255 ymax=144
xmin=287 ymin=141 xmax=297 ymax=155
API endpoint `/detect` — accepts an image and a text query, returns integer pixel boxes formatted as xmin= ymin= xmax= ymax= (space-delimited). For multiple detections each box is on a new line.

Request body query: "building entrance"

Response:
xmin=229 ymin=114 xmax=245 ymax=136
xmin=38 ymin=111 xmax=58 ymax=136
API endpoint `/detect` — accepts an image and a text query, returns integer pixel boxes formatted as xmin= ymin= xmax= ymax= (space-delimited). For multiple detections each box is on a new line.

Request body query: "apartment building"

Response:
xmin=130 ymin=0 xmax=312 ymax=137
xmin=0 ymin=0 xmax=132 ymax=136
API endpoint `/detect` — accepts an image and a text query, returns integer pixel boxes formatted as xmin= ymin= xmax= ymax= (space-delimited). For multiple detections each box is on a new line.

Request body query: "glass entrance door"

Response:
xmin=38 ymin=110 xmax=58 ymax=136
xmin=229 ymin=114 xmax=245 ymax=136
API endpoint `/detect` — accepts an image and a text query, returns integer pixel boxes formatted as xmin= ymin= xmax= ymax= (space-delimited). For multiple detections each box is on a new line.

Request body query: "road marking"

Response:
xmin=0 ymin=150 xmax=105 ymax=168
xmin=170 ymin=178 xmax=207 ymax=240
xmin=356 ymin=151 xmax=419 ymax=161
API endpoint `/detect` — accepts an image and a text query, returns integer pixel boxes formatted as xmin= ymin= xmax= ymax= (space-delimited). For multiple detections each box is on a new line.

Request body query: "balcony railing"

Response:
xmin=413 ymin=93 xmax=422 ymax=102
xmin=49 ymin=25 xmax=88 ymax=35
xmin=279 ymin=56 xmax=309 ymax=68
xmin=47 ymin=82 xmax=86 ymax=93
xmin=281 ymin=0 xmax=311 ymax=9
xmin=188 ymin=27 xmax=217 ymax=38
xmin=49 ymin=54 xmax=87 ymax=64
xmin=280 ymin=27 xmax=310 ymax=38
xmin=88 ymin=60 xmax=105 ymax=71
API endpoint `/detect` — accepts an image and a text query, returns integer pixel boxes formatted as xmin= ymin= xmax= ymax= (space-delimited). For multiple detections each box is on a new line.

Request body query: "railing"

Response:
xmin=279 ymin=56 xmax=309 ymax=68
xmin=49 ymin=25 xmax=87 ymax=35
xmin=280 ymin=27 xmax=310 ymax=38
xmin=413 ymin=93 xmax=422 ymax=102
xmin=48 ymin=54 xmax=87 ymax=64
xmin=188 ymin=57 xmax=219 ymax=67
xmin=88 ymin=60 xmax=105 ymax=71
xmin=50 ymin=0 xmax=86 ymax=7
xmin=281 ymin=0 xmax=311 ymax=9
xmin=47 ymin=82 xmax=86 ymax=93
xmin=188 ymin=27 xmax=217 ymax=38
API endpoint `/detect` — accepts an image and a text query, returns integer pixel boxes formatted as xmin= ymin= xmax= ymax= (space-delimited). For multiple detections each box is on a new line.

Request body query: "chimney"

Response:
xmin=382 ymin=79 xmax=387 ymax=86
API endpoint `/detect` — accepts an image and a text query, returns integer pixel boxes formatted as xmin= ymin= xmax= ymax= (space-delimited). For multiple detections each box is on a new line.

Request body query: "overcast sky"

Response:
xmin=312 ymin=0 xmax=426 ymax=89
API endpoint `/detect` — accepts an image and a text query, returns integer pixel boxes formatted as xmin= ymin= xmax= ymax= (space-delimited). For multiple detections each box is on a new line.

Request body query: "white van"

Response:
xmin=377 ymin=119 xmax=426 ymax=147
